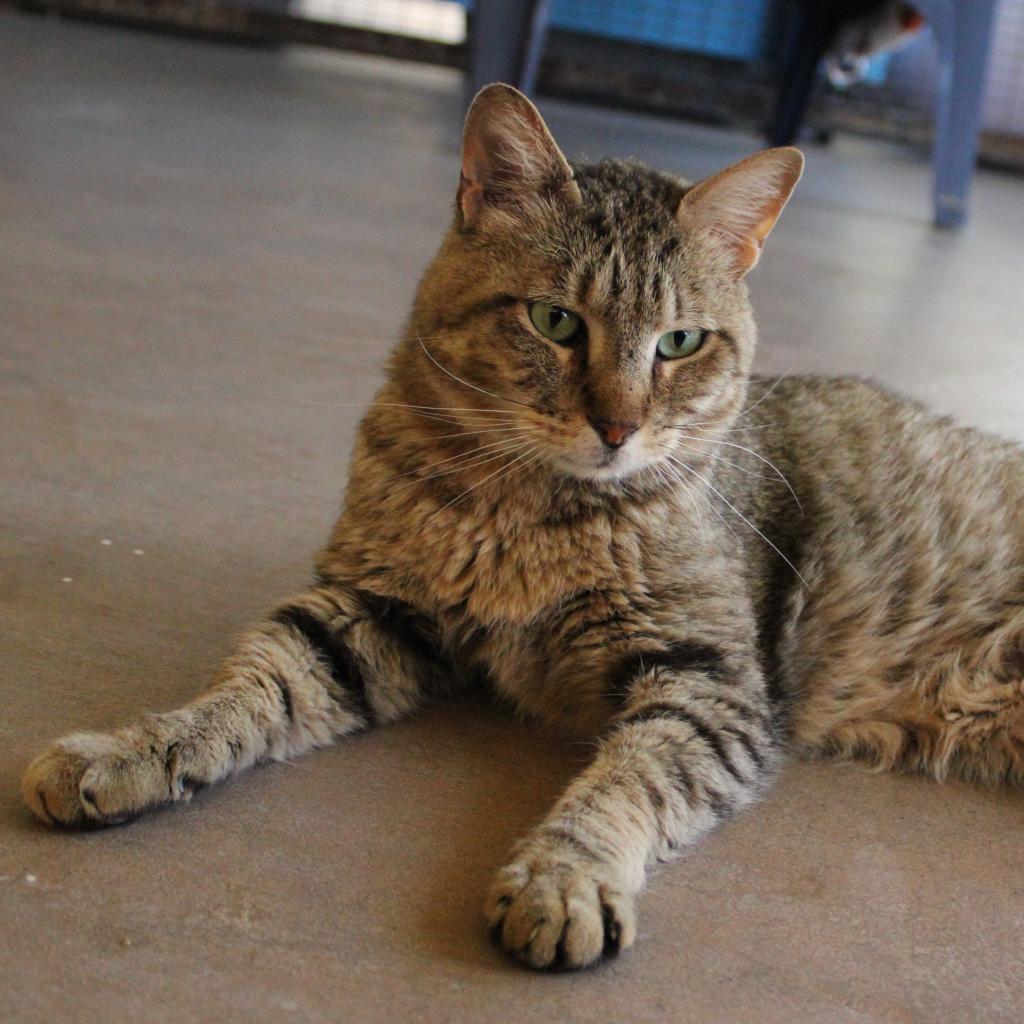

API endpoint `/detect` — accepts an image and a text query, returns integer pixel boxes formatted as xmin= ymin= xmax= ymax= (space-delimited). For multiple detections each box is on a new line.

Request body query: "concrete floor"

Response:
xmin=2 ymin=12 xmax=1024 ymax=1023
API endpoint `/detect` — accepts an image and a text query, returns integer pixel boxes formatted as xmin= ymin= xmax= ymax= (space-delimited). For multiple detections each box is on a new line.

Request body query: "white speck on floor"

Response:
xmin=24 ymin=874 xmax=37 ymax=885
xmin=132 ymin=549 xmax=144 ymax=556
xmin=100 ymin=538 xmax=112 ymax=546
xmin=61 ymin=577 xmax=72 ymax=583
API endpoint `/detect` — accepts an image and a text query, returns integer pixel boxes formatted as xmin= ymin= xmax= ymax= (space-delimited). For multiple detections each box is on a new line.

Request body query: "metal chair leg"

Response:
xmin=928 ymin=0 xmax=999 ymax=228
xmin=466 ymin=0 xmax=552 ymax=103
xmin=769 ymin=8 xmax=836 ymax=147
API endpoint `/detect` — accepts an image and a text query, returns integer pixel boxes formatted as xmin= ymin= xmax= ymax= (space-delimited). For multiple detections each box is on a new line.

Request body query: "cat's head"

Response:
xmin=402 ymin=85 xmax=801 ymax=484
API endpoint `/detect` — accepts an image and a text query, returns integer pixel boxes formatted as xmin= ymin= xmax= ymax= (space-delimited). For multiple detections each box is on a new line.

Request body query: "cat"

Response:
xmin=23 ymin=84 xmax=1024 ymax=971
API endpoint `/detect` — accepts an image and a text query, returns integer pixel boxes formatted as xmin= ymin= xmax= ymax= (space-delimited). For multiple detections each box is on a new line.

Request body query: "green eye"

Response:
xmin=656 ymin=329 xmax=707 ymax=360
xmin=528 ymin=301 xmax=583 ymax=345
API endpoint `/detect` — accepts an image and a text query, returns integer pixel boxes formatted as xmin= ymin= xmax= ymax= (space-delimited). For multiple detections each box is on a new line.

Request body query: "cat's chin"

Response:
xmin=551 ymin=449 xmax=655 ymax=483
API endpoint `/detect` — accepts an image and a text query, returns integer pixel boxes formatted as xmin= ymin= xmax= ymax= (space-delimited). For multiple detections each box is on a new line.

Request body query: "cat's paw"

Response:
xmin=485 ymin=842 xmax=636 ymax=970
xmin=22 ymin=726 xmax=177 ymax=827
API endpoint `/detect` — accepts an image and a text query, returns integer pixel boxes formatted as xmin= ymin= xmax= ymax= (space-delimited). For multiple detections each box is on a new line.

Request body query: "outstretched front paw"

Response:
xmin=22 ymin=718 xmax=195 ymax=828
xmin=485 ymin=838 xmax=636 ymax=970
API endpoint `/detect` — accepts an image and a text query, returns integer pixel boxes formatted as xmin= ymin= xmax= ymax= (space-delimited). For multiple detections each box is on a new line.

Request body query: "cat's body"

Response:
xmin=330 ymin=368 xmax=1024 ymax=772
xmin=23 ymin=88 xmax=1024 ymax=971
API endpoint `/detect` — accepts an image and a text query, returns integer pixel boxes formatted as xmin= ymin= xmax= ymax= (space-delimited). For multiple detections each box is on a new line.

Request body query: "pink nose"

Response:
xmin=588 ymin=418 xmax=639 ymax=449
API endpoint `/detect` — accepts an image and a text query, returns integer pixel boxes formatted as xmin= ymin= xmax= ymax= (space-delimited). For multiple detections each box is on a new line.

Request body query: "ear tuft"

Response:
xmin=676 ymin=147 xmax=804 ymax=278
xmin=458 ymin=84 xmax=579 ymax=229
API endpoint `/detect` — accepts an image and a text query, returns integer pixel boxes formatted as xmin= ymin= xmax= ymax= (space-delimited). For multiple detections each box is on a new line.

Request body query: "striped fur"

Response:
xmin=23 ymin=586 xmax=449 ymax=827
xmin=23 ymin=86 xmax=1024 ymax=971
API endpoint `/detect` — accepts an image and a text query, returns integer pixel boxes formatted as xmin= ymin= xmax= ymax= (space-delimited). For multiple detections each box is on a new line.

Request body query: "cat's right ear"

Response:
xmin=676 ymin=147 xmax=804 ymax=279
xmin=458 ymin=84 xmax=580 ymax=230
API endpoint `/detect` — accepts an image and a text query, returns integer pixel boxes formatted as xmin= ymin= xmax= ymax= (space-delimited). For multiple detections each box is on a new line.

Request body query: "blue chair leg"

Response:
xmin=466 ymin=0 xmax=553 ymax=103
xmin=930 ymin=0 xmax=999 ymax=228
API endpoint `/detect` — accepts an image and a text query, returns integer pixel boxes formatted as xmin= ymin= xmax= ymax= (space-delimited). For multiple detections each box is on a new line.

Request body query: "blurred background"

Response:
xmin=6 ymin=0 xmax=1024 ymax=223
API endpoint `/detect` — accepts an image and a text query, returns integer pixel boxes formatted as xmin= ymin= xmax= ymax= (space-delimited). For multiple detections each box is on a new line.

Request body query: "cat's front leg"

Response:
xmin=486 ymin=645 xmax=776 ymax=970
xmin=23 ymin=582 xmax=450 ymax=827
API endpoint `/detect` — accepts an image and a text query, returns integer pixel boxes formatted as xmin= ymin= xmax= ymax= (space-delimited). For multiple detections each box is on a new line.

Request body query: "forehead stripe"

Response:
xmin=431 ymin=293 xmax=516 ymax=333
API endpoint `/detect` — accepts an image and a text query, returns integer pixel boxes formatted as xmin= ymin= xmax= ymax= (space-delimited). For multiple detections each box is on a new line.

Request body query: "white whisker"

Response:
xmin=732 ymin=371 xmax=793 ymax=420
xmin=432 ymin=425 xmax=540 ymax=440
xmin=414 ymin=440 xmax=537 ymax=487
xmin=666 ymin=455 xmax=807 ymax=587
xmin=663 ymin=456 xmax=736 ymax=541
xmin=393 ymin=445 xmax=538 ymax=502
xmin=417 ymin=333 xmax=537 ymax=411
xmin=677 ymin=422 xmax=773 ymax=434
xmin=390 ymin=409 xmax=466 ymax=427
xmin=389 ymin=435 xmax=535 ymax=487
xmin=403 ymin=409 xmax=525 ymax=429
xmin=683 ymin=446 xmax=777 ymax=485
xmin=683 ymin=370 xmax=797 ymax=431
xmin=427 ymin=447 xmax=544 ymax=522
xmin=663 ymin=456 xmax=719 ymax=535
xmin=290 ymin=397 xmax=520 ymax=416
xmin=674 ymin=434 xmax=803 ymax=513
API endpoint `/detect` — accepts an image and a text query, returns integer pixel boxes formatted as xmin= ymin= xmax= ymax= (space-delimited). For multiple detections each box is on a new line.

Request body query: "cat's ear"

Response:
xmin=458 ymin=84 xmax=580 ymax=229
xmin=676 ymin=147 xmax=804 ymax=279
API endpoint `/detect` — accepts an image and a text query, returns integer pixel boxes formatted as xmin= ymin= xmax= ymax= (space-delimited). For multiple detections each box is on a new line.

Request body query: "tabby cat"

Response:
xmin=23 ymin=85 xmax=1024 ymax=971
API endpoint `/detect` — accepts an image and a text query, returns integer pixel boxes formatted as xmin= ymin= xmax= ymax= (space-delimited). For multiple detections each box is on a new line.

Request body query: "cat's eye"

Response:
xmin=528 ymin=301 xmax=584 ymax=345
xmin=656 ymin=329 xmax=707 ymax=360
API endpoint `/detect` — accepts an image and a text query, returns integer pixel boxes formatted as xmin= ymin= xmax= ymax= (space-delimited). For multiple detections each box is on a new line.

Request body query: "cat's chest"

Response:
xmin=423 ymin=506 xmax=643 ymax=628
xmin=329 ymin=468 xmax=667 ymax=639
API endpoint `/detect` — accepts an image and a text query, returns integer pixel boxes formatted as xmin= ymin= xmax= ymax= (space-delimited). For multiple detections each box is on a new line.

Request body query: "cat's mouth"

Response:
xmin=552 ymin=440 xmax=655 ymax=482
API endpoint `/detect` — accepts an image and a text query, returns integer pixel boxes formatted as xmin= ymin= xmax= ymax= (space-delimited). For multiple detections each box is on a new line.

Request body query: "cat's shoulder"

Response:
xmin=750 ymin=374 xmax=927 ymax=419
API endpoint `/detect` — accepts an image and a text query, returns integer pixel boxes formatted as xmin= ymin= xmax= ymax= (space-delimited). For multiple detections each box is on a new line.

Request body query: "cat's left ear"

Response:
xmin=676 ymin=147 xmax=804 ymax=279
xmin=458 ymin=84 xmax=581 ymax=229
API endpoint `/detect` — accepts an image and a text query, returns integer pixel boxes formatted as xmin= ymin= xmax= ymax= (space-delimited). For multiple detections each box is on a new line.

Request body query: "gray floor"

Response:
xmin=2 ymin=12 xmax=1024 ymax=1024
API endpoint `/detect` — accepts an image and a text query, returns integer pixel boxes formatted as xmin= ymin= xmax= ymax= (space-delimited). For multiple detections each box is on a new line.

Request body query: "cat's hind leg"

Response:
xmin=919 ymin=668 xmax=1024 ymax=785
xmin=23 ymin=583 xmax=449 ymax=827
xmin=795 ymin=607 xmax=1024 ymax=787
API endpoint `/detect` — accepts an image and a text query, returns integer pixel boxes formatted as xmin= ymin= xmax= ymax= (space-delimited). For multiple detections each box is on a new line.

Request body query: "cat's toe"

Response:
xmin=23 ymin=746 xmax=82 ymax=826
xmin=485 ymin=858 xmax=636 ymax=970
xmin=23 ymin=736 xmax=100 ymax=826
xmin=22 ymin=730 xmax=163 ymax=827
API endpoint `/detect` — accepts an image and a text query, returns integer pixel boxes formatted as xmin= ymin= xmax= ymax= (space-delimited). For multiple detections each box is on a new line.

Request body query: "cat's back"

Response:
xmin=752 ymin=374 xmax=1024 ymax=508
xmin=743 ymin=375 xmax=1024 ymax=693
xmin=740 ymin=374 xmax=1024 ymax=757
xmin=745 ymin=374 xmax=1024 ymax=581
